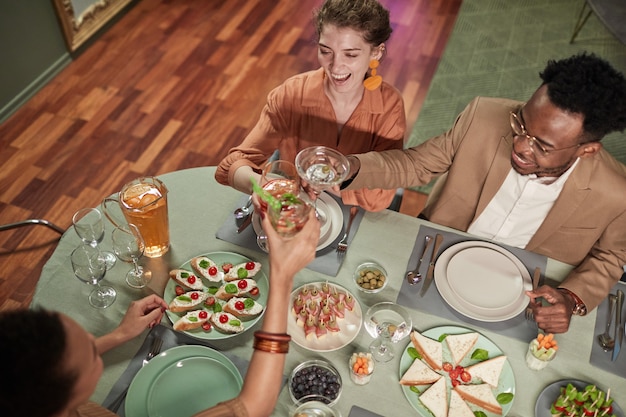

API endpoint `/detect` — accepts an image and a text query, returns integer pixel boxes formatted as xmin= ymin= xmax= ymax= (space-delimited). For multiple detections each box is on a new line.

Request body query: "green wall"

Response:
xmin=0 ymin=1 xmax=71 ymax=123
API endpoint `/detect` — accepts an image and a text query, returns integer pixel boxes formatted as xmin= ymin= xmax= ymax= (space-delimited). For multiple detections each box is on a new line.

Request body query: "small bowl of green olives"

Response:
xmin=354 ymin=262 xmax=387 ymax=293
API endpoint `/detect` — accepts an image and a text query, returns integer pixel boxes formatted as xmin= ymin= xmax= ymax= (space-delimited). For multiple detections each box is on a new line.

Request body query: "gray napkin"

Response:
xmin=396 ymin=225 xmax=548 ymax=342
xmin=216 ymin=193 xmax=364 ymax=276
xmin=589 ymin=282 xmax=626 ymax=377
xmin=348 ymin=405 xmax=385 ymax=417
xmin=102 ymin=324 xmax=250 ymax=416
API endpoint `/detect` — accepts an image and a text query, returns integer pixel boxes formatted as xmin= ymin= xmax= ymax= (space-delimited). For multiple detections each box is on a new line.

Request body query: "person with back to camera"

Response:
xmin=341 ymin=52 xmax=626 ymax=334
xmin=215 ymin=0 xmax=406 ymax=211
xmin=0 ymin=209 xmax=319 ymax=417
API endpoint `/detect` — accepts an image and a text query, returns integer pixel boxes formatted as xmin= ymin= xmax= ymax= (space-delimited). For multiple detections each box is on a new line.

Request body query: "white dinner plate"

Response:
xmin=126 ymin=345 xmax=243 ymax=417
xmin=399 ymin=325 xmax=516 ymax=417
xmin=252 ymin=192 xmax=343 ymax=251
xmin=535 ymin=379 xmax=623 ymax=417
xmin=288 ymin=281 xmax=362 ymax=352
xmin=164 ymin=252 xmax=268 ymax=340
xmin=434 ymin=241 xmax=532 ymax=322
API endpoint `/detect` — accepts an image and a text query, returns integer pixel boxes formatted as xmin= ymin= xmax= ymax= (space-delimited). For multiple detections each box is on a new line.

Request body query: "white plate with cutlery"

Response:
xmin=434 ymin=241 xmax=532 ymax=322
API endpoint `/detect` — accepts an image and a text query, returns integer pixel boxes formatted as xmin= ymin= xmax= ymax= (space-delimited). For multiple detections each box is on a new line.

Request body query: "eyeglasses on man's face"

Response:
xmin=509 ymin=110 xmax=581 ymax=157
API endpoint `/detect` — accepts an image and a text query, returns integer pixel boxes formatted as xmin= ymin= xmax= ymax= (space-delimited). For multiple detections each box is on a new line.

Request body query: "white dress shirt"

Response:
xmin=468 ymin=159 xmax=580 ymax=248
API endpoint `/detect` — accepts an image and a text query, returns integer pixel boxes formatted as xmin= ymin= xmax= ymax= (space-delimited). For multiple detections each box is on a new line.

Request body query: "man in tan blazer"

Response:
xmin=343 ymin=53 xmax=626 ymax=333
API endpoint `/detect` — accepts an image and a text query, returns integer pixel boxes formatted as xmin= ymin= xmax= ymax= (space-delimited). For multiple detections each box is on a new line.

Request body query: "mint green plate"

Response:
xmin=164 ymin=251 xmax=269 ymax=340
xmin=126 ymin=345 xmax=243 ymax=417
xmin=399 ymin=325 xmax=515 ymax=417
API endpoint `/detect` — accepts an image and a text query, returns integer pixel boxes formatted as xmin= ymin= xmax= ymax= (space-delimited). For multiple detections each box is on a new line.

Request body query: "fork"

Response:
xmin=525 ymin=267 xmax=541 ymax=321
xmin=337 ymin=206 xmax=359 ymax=255
xmin=110 ymin=336 xmax=163 ymax=412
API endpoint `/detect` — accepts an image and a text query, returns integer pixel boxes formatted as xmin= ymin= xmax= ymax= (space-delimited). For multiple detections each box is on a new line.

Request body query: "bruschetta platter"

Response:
xmin=398 ymin=325 xmax=515 ymax=417
xmin=164 ymin=251 xmax=268 ymax=340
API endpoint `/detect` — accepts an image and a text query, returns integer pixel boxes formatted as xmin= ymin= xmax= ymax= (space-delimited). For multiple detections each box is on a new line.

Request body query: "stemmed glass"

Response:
xmin=72 ymin=208 xmax=117 ymax=270
xmin=294 ymin=146 xmax=350 ymax=224
xmin=71 ymin=244 xmax=117 ymax=308
xmin=111 ymin=224 xmax=152 ymax=288
xmin=364 ymin=302 xmax=413 ymax=362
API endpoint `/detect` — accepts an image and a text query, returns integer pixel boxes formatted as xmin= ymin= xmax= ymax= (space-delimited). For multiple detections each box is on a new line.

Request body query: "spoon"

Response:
xmin=234 ymin=197 xmax=252 ymax=220
xmin=406 ymin=235 xmax=432 ymax=285
xmin=597 ymin=293 xmax=617 ymax=352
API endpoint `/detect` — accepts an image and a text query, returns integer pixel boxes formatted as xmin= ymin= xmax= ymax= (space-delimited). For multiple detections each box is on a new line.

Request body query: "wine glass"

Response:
xmin=72 ymin=208 xmax=117 ymax=269
xmin=111 ymin=224 xmax=152 ymax=288
xmin=294 ymin=146 xmax=350 ymax=224
xmin=259 ymin=160 xmax=300 ymax=209
xmin=364 ymin=302 xmax=413 ymax=362
xmin=70 ymin=244 xmax=117 ymax=308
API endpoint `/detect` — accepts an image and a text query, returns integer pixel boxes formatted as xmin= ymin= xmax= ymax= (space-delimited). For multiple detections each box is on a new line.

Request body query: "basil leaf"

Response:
xmin=497 ymin=392 xmax=514 ymax=404
xmin=474 ymin=412 xmax=487 ymax=417
xmin=243 ymin=298 xmax=255 ymax=309
xmin=176 ymin=295 xmax=192 ymax=302
xmin=237 ymin=268 xmax=248 ymax=279
xmin=229 ymin=319 xmax=242 ymax=326
xmin=181 ymin=272 xmax=189 ymax=278
xmin=199 ymin=260 xmax=210 ymax=268
xmin=407 ymin=347 xmax=421 ymax=360
xmin=438 ymin=333 xmax=448 ymax=342
xmin=213 ymin=303 xmax=222 ymax=313
xmin=188 ymin=316 xmax=198 ymax=322
xmin=225 ymin=283 xmax=238 ymax=294
xmin=208 ymin=287 xmax=218 ymax=295
xmin=471 ymin=348 xmax=489 ymax=361
xmin=409 ymin=386 xmax=420 ymax=394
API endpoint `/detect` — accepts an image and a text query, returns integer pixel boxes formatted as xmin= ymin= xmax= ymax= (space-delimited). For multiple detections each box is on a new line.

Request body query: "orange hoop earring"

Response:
xmin=363 ymin=59 xmax=383 ymax=91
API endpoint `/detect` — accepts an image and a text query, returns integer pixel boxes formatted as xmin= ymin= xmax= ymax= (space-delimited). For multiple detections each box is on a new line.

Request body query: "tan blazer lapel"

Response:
xmin=474 ymin=135 xmax=514 ymax=222
xmin=525 ymin=159 xmax=592 ymax=251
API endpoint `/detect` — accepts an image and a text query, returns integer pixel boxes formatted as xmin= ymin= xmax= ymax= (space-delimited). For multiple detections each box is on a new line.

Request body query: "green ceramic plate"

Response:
xmin=399 ymin=325 xmax=516 ymax=417
xmin=164 ymin=251 xmax=268 ymax=340
xmin=126 ymin=345 xmax=243 ymax=417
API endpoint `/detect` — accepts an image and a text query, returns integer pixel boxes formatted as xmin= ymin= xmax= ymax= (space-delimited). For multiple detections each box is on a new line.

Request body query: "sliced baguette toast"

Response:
xmin=210 ymin=312 xmax=245 ymax=334
xmin=169 ymin=269 xmax=204 ymax=290
xmin=464 ymin=355 xmax=506 ymax=388
xmin=224 ymin=262 xmax=262 ymax=281
xmin=418 ymin=377 xmax=447 ymax=417
xmin=448 ymin=389 xmax=475 ymax=417
xmin=454 ymin=383 xmax=503 ymax=415
xmin=399 ymin=359 xmax=442 ymax=386
xmin=215 ymin=279 xmax=258 ymax=301
xmin=445 ymin=332 xmax=478 ymax=366
xmin=410 ymin=330 xmax=443 ymax=370
xmin=223 ymin=297 xmax=264 ymax=319
xmin=173 ymin=310 xmax=211 ymax=331
xmin=190 ymin=256 xmax=223 ymax=283
xmin=169 ymin=291 xmax=208 ymax=313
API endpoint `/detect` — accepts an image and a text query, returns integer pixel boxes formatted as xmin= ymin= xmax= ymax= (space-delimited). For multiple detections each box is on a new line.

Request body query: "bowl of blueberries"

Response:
xmin=289 ymin=359 xmax=342 ymax=407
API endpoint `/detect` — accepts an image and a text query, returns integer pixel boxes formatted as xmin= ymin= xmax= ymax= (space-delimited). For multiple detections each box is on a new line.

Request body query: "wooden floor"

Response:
xmin=0 ymin=0 xmax=459 ymax=311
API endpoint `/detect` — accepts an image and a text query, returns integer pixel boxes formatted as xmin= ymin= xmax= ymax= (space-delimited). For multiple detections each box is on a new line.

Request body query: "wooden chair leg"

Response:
xmin=570 ymin=0 xmax=593 ymax=43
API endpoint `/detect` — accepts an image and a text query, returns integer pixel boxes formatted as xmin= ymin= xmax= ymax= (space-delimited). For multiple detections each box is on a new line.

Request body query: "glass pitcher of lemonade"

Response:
xmin=103 ymin=177 xmax=169 ymax=257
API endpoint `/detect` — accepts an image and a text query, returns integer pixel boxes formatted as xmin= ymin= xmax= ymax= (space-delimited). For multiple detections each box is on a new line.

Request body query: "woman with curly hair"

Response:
xmin=215 ymin=0 xmax=405 ymax=212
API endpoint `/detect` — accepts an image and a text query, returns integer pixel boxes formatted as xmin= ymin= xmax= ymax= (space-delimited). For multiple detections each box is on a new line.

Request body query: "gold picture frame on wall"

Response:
xmin=52 ymin=0 xmax=135 ymax=52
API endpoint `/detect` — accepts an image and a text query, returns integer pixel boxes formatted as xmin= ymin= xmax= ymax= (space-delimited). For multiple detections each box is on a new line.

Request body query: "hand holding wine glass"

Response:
xmin=295 ymin=146 xmax=350 ymax=224
xmin=111 ymin=224 xmax=152 ymax=288
xmin=72 ymin=207 xmax=117 ymax=269
xmin=70 ymin=244 xmax=117 ymax=308
xmin=364 ymin=302 xmax=413 ymax=362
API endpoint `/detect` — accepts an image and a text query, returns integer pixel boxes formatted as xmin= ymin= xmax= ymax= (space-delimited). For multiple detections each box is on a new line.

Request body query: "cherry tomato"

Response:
xmin=249 ymin=287 xmax=259 ymax=296
xmin=208 ymin=266 xmax=218 ymax=276
xmin=235 ymin=301 xmax=245 ymax=310
xmin=175 ymin=286 xmax=185 ymax=296
xmin=202 ymin=322 xmax=212 ymax=331
xmin=451 ymin=379 xmax=460 ymax=387
xmin=449 ymin=370 xmax=459 ymax=380
xmin=245 ymin=261 xmax=256 ymax=270
xmin=204 ymin=296 xmax=215 ymax=307
xmin=199 ymin=311 xmax=208 ymax=319
xmin=237 ymin=280 xmax=248 ymax=289
xmin=191 ymin=292 xmax=199 ymax=300
xmin=219 ymin=314 xmax=228 ymax=323
xmin=187 ymin=275 xmax=196 ymax=284
xmin=455 ymin=365 xmax=464 ymax=373
xmin=460 ymin=371 xmax=471 ymax=383
xmin=442 ymin=362 xmax=453 ymax=372
xmin=222 ymin=263 xmax=233 ymax=273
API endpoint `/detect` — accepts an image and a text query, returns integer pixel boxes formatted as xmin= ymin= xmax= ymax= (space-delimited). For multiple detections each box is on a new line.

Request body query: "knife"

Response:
xmin=420 ymin=233 xmax=444 ymax=297
xmin=612 ymin=289 xmax=624 ymax=361
xmin=237 ymin=212 xmax=253 ymax=233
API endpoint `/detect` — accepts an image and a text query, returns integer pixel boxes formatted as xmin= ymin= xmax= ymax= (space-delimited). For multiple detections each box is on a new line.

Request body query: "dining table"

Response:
xmin=31 ymin=166 xmax=626 ymax=417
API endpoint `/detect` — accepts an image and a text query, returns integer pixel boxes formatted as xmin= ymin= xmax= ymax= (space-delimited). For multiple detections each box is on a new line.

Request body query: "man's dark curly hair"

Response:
xmin=0 ymin=309 xmax=78 ymax=417
xmin=540 ymin=52 xmax=626 ymax=141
